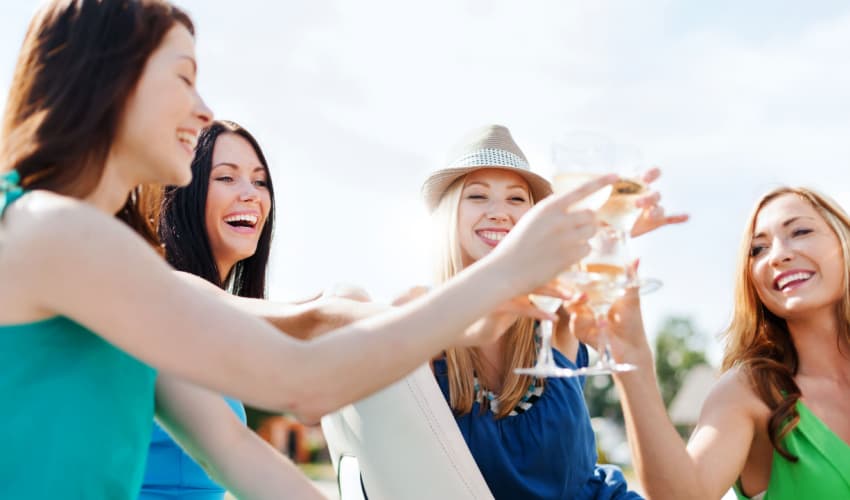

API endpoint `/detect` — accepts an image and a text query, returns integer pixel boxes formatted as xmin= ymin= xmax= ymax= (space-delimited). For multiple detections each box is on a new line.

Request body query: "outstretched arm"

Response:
xmin=602 ymin=290 xmax=757 ymax=499
xmin=14 ymin=175 xmax=612 ymax=421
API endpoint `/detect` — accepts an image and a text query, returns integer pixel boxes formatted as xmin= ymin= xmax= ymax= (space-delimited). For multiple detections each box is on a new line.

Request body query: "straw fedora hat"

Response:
xmin=421 ymin=124 xmax=552 ymax=212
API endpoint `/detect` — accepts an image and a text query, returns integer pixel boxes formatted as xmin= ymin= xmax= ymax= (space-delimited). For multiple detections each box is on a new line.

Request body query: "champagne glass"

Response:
xmin=594 ymin=144 xmax=660 ymax=291
xmin=514 ymin=294 xmax=576 ymax=377
xmin=515 ymin=132 xmax=659 ymax=378
xmin=515 ymin=133 xmax=617 ymax=378
xmin=553 ymin=133 xmax=660 ymax=289
xmin=564 ymin=227 xmax=640 ymax=376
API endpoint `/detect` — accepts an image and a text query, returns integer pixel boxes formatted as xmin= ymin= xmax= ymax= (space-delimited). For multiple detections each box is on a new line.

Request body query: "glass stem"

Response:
xmin=595 ymin=313 xmax=613 ymax=365
xmin=617 ymin=228 xmax=639 ymax=285
xmin=538 ymin=319 xmax=554 ymax=368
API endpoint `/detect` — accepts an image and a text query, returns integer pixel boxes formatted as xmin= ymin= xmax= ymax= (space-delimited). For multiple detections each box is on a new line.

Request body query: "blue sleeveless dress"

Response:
xmin=139 ymin=398 xmax=246 ymax=499
xmin=434 ymin=343 xmax=641 ymax=500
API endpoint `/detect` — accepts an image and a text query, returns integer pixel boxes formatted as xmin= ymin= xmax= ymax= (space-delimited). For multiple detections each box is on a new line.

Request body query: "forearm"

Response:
xmin=284 ymin=256 xmax=517 ymax=420
xmin=614 ymin=355 xmax=708 ymax=500
xmin=213 ymin=427 xmax=325 ymax=500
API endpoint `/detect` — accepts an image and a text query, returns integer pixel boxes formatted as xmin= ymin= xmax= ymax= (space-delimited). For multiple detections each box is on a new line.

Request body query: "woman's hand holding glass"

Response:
xmin=566 ymin=282 xmax=653 ymax=371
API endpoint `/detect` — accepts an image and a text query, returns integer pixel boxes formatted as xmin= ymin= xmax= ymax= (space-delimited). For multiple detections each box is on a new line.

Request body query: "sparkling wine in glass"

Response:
xmin=564 ymin=228 xmax=639 ymax=376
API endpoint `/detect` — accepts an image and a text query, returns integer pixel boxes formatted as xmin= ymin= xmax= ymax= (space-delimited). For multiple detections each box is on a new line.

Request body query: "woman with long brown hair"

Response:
xmin=0 ymin=2 xmax=613 ymax=498
xmin=601 ymin=186 xmax=850 ymax=498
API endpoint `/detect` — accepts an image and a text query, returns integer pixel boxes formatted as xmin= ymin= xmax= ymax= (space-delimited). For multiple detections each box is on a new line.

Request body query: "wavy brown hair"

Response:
xmin=722 ymin=186 xmax=850 ymax=461
xmin=0 ymin=0 xmax=193 ymax=250
xmin=431 ymin=175 xmax=540 ymax=419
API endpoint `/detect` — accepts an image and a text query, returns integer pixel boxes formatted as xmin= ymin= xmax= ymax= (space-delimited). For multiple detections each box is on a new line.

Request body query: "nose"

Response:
xmin=767 ymin=237 xmax=793 ymax=267
xmin=194 ymin=91 xmax=213 ymax=127
xmin=239 ymin=180 xmax=261 ymax=202
xmin=486 ymin=200 xmax=513 ymax=223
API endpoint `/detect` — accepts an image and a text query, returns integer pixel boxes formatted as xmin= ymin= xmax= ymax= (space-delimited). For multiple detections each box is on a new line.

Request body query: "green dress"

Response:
xmin=734 ymin=400 xmax=850 ymax=499
xmin=1 ymin=170 xmax=158 ymax=498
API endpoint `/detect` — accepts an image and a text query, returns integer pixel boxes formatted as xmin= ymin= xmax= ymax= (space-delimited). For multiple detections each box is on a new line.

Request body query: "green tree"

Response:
xmin=583 ymin=316 xmax=708 ymax=422
xmin=653 ymin=317 xmax=709 ymax=408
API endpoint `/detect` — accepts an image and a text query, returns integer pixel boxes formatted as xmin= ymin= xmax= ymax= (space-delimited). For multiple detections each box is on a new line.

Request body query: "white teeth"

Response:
xmin=177 ymin=131 xmax=197 ymax=150
xmin=224 ymin=214 xmax=259 ymax=226
xmin=776 ymin=272 xmax=813 ymax=290
xmin=479 ymin=231 xmax=507 ymax=241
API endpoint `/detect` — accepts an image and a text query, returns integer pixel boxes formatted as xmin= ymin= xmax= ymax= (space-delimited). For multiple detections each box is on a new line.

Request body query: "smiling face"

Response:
xmin=748 ymin=193 xmax=845 ymax=320
xmin=114 ymin=24 xmax=213 ymax=187
xmin=456 ymin=168 xmax=533 ymax=266
xmin=204 ymin=132 xmax=272 ymax=278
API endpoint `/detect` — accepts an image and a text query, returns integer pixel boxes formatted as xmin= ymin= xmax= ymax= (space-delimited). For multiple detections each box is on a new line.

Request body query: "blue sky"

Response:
xmin=3 ymin=1 xmax=849 ymax=363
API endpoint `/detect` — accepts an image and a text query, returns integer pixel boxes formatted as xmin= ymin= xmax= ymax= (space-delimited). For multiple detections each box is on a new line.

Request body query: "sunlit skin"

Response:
xmin=205 ymin=133 xmax=272 ymax=282
xmin=749 ymin=194 xmax=844 ymax=323
xmin=457 ymin=169 xmax=533 ymax=267
xmin=585 ymin=192 xmax=850 ymax=500
xmin=104 ymin=24 xmax=213 ymax=204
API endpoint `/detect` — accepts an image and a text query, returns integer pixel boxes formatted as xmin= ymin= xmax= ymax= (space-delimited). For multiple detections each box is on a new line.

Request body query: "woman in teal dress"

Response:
xmin=0 ymin=2 xmax=612 ymax=498
xmin=593 ymin=186 xmax=850 ymax=498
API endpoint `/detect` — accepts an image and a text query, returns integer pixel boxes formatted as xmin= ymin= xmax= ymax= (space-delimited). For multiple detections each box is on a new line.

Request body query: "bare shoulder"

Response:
xmin=0 ymin=190 xmax=164 ymax=318
xmin=702 ymin=366 xmax=769 ymax=422
xmin=2 ymin=190 xmax=126 ymax=255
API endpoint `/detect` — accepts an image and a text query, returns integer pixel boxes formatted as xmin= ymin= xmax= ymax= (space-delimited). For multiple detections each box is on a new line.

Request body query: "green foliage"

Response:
xmin=584 ymin=316 xmax=708 ymax=422
xmin=653 ymin=317 xmax=708 ymax=407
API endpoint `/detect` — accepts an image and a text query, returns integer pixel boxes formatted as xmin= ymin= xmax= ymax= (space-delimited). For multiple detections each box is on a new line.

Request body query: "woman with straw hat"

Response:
xmin=420 ymin=124 xmax=684 ymax=499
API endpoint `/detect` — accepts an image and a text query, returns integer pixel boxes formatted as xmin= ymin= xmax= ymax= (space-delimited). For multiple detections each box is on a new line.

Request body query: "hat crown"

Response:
xmin=421 ymin=124 xmax=551 ymax=212
xmin=445 ymin=124 xmax=529 ymax=168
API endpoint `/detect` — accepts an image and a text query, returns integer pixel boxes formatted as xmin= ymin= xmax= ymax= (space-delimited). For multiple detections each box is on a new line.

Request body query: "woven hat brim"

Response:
xmin=421 ymin=165 xmax=553 ymax=212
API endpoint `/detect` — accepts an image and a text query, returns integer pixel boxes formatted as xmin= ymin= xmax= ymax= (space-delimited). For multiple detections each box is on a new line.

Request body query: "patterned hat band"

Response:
xmin=448 ymin=148 xmax=530 ymax=170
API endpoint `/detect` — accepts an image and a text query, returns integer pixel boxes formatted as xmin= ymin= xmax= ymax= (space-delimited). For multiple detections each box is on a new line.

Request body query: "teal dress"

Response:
xmin=0 ymin=171 xmax=158 ymax=499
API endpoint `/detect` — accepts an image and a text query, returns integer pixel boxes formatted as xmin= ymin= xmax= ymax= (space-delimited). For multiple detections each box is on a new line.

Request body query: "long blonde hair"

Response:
xmin=432 ymin=175 xmax=539 ymax=418
xmin=722 ymin=186 xmax=850 ymax=460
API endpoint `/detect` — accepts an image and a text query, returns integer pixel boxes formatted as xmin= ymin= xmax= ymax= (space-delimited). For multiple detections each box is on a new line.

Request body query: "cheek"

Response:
xmin=205 ymin=184 xmax=227 ymax=233
xmin=261 ymin=192 xmax=272 ymax=218
xmin=749 ymin=261 xmax=772 ymax=298
xmin=515 ymin=205 xmax=532 ymax=220
xmin=457 ymin=204 xmax=481 ymax=232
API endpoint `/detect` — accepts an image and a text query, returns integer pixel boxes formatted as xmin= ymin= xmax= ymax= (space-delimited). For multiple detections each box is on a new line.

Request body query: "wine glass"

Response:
xmin=515 ymin=133 xmax=620 ymax=379
xmin=562 ymin=227 xmax=643 ymax=376
xmin=553 ymin=132 xmax=659 ymax=289
xmin=515 ymin=132 xmax=660 ymax=378
xmin=514 ymin=294 xmax=575 ymax=377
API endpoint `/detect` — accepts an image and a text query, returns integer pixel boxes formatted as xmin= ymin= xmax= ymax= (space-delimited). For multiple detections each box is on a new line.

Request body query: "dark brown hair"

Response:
xmin=0 ymin=0 xmax=193 ymax=249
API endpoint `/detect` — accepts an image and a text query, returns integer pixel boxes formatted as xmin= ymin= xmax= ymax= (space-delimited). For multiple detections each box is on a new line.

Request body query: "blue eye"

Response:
xmin=215 ymin=176 xmax=234 ymax=183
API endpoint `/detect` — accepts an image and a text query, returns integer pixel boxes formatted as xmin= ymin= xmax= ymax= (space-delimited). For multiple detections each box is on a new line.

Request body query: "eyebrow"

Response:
xmin=465 ymin=181 xmax=529 ymax=191
xmin=212 ymin=162 xmax=266 ymax=174
xmin=752 ymin=216 xmax=816 ymax=239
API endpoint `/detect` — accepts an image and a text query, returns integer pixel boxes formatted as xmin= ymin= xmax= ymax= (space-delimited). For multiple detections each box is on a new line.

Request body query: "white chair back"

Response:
xmin=322 ymin=363 xmax=494 ymax=500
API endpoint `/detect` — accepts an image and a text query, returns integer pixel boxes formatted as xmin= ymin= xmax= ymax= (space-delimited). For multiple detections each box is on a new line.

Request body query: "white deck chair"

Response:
xmin=321 ymin=363 xmax=494 ymax=500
